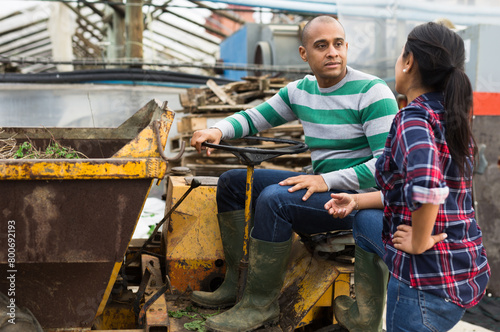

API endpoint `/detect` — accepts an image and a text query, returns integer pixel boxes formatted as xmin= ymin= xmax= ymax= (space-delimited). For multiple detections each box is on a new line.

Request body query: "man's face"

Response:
xmin=299 ymin=20 xmax=348 ymax=88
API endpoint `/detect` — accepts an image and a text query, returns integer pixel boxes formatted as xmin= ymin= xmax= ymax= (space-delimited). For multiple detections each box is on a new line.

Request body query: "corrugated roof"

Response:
xmin=1 ymin=0 xmax=500 ymax=77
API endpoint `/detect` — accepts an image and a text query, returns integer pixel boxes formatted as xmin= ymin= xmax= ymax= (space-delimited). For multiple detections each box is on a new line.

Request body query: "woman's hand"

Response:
xmin=393 ymin=224 xmax=447 ymax=254
xmin=324 ymin=193 xmax=356 ymax=219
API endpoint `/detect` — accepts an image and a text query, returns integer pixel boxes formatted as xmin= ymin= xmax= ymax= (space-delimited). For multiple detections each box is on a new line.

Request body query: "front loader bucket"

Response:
xmin=0 ymin=99 xmax=175 ymax=330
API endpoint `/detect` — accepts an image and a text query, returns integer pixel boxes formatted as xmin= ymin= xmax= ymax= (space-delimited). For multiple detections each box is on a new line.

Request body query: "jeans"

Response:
xmin=353 ymin=209 xmax=466 ymax=331
xmin=352 ymin=208 xmax=385 ymax=258
xmin=216 ymin=169 xmax=355 ymax=242
xmin=386 ymin=277 xmax=466 ymax=331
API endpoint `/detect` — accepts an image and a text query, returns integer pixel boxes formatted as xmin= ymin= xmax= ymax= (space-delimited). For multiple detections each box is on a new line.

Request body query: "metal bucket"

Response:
xmin=0 ymin=99 xmax=175 ymax=330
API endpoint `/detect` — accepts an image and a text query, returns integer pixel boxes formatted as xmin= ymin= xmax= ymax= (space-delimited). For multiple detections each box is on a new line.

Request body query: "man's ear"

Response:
xmin=299 ymin=46 xmax=307 ymax=62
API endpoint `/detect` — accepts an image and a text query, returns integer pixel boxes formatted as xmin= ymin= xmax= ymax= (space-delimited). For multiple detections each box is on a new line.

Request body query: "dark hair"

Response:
xmin=404 ymin=22 xmax=476 ymax=177
xmin=301 ymin=15 xmax=344 ymax=46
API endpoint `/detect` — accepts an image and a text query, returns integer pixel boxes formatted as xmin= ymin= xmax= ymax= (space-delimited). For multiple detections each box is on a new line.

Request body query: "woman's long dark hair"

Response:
xmin=404 ymin=22 xmax=476 ymax=177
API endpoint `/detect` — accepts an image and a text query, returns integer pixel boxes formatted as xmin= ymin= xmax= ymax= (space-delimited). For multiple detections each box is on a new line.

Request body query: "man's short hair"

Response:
xmin=301 ymin=15 xmax=344 ymax=46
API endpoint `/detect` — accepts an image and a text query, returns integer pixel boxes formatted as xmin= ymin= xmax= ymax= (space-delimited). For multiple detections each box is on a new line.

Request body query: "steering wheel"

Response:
xmin=202 ymin=136 xmax=309 ymax=166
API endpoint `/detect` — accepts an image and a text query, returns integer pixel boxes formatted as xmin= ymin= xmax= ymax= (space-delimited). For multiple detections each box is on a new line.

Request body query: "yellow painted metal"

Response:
xmin=242 ymin=165 xmax=254 ymax=258
xmin=93 ymin=303 xmax=136 ymax=330
xmin=162 ymin=173 xmax=356 ymax=331
xmin=294 ymin=263 xmax=354 ymax=327
xmin=0 ymin=99 xmax=175 ymax=330
xmin=279 ymin=237 xmax=340 ymax=331
xmin=141 ymin=254 xmax=169 ymax=330
xmin=299 ymin=305 xmax=325 ymax=327
xmin=114 ymin=112 xmax=173 ymax=159
xmin=96 ymin=107 xmax=174 ymax=323
xmin=316 ymin=283 xmax=334 ymax=307
xmin=299 ymin=286 xmax=333 ymax=327
xmin=0 ymin=111 xmax=173 ymax=181
xmin=331 ymin=264 xmax=354 ymax=325
xmin=96 ymin=262 xmax=124 ymax=317
xmin=163 ymin=176 xmax=225 ymax=293
xmin=94 ymin=106 xmax=173 ymax=323
xmin=0 ymin=158 xmax=167 ymax=180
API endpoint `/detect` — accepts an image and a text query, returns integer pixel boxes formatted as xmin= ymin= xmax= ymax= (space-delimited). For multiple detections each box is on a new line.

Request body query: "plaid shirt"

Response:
xmin=375 ymin=92 xmax=490 ymax=308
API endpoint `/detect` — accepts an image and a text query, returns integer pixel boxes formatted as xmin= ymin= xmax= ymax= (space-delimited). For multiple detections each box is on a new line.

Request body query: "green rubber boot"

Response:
xmin=334 ymin=245 xmax=389 ymax=332
xmin=205 ymin=236 xmax=292 ymax=332
xmin=190 ymin=210 xmax=246 ymax=309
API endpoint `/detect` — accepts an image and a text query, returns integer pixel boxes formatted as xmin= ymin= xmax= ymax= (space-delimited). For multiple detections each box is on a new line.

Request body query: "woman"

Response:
xmin=325 ymin=22 xmax=490 ymax=332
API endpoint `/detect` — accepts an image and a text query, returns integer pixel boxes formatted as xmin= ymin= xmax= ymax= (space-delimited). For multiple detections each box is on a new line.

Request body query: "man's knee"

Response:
xmin=217 ymin=169 xmax=245 ymax=191
xmin=256 ymin=184 xmax=288 ymax=210
xmin=353 ymin=209 xmax=383 ymax=238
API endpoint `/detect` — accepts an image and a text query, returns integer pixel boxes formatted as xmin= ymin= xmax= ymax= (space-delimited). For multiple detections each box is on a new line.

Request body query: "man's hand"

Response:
xmin=392 ymin=224 xmax=447 ymax=255
xmin=324 ymin=193 xmax=356 ymax=218
xmin=190 ymin=128 xmax=223 ymax=155
xmin=279 ymin=174 xmax=328 ymax=201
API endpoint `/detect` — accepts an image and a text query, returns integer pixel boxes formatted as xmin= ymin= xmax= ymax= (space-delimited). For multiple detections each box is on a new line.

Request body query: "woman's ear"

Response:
xmin=405 ymin=52 xmax=414 ymax=73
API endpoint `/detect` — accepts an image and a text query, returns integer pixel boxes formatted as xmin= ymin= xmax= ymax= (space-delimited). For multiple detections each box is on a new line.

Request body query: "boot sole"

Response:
xmin=190 ymin=299 xmax=236 ymax=310
xmin=206 ymin=317 xmax=279 ymax=332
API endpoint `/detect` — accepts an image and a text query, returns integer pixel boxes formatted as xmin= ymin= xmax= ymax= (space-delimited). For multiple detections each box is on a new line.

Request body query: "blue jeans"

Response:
xmin=217 ymin=169 xmax=355 ymax=242
xmin=353 ymin=209 xmax=466 ymax=331
xmin=352 ymin=208 xmax=385 ymax=258
xmin=386 ymin=277 xmax=465 ymax=331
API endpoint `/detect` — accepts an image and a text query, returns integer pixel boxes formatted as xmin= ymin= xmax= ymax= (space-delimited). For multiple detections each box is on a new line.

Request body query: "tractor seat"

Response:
xmin=298 ymin=230 xmax=355 ymax=257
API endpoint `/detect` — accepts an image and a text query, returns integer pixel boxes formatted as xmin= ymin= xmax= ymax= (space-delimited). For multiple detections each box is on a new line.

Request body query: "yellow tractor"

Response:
xmin=0 ymin=101 xmax=355 ymax=331
xmin=97 ymin=136 xmax=356 ymax=331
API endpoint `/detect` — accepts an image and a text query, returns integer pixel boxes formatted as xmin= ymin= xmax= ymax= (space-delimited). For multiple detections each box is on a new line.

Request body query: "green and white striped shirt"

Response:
xmin=213 ymin=66 xmax=398 ymax=191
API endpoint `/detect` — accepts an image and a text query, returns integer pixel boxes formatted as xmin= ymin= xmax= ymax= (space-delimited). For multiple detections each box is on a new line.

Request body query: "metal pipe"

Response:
xmin=237 ymin=164 xmax=254 ymax=301
xmin=125 ymin=177 xmax=201 ymax=266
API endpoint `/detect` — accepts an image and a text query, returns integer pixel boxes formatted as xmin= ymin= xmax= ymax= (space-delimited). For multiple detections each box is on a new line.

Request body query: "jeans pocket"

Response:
xmin=387 ymin=278 xmax=465 ymax=332
xmin=387 ymin=278 xmax=424 ymax=331
xmin=419 ymin=291 xmax=466 ymax=332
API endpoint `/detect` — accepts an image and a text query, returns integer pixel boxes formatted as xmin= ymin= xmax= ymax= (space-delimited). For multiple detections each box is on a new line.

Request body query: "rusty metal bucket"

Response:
xmin=0 ymin=99 xmax=176 ymax=330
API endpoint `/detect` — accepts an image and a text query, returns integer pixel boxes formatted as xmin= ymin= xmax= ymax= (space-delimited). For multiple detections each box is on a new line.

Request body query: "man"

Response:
xmin=190 ymin=15 xmax=398 ymax=332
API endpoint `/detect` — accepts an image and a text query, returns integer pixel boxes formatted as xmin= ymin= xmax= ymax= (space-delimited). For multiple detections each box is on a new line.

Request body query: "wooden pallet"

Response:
xmin=174 ymin=76 xmax=311 ymax=176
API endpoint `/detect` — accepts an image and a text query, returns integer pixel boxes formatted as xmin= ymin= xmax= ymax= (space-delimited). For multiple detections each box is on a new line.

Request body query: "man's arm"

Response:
xmin=211 ymin=85 xmax=297 ymax=140
xmin=321 ymin=81 xmax=398 ymax=191
xmin=190 ymin=128 xmax=223 ymax=155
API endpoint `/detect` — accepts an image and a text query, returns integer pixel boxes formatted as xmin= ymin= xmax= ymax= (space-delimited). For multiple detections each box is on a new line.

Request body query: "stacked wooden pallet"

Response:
xmin=171 ymin=76 xmax=311 ymax=176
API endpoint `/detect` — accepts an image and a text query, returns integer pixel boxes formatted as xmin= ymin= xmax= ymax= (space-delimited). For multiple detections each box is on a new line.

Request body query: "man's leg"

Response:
xmin=251 ymin=183 xmax=355 ymax=242
xmin=352 ymin=209 xmax=384 ymax=258
xmin=205 ymin=183 xmax=354 ymax=331
xmin=191 ymin=169 xmax=301 ymax=309
xmin=216 ymin=169 xmax=302 ymax=213
xmin=334 ymin=209 xmax=388 ymax=332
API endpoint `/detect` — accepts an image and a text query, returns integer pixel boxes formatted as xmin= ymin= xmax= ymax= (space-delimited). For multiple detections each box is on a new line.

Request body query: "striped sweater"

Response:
xmin=213 ymin=66 xmax=398 ymax=191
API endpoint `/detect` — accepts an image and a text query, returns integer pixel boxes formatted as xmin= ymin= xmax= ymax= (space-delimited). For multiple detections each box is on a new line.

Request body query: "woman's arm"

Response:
xmin=324 ymin=191 xmax=383 ymax=218
xmin=392 ymin=203 xmax=447 ymax=254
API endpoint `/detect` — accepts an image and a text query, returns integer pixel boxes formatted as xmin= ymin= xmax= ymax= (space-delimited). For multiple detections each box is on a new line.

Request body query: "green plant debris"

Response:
xmin=12 ymin=140 xmax=87 ymax=159
xmin=168 ymin=305 xmax=220 ymax=332
xmin=168 ymin=307 xmax=198 ymax=319
xmin=1 ymin=127 xmax=88 ymax=160
xmin=184 ymin=319 xmax=205 ymax=332
xmin=147 ymin=224 xmax=156 ymax=237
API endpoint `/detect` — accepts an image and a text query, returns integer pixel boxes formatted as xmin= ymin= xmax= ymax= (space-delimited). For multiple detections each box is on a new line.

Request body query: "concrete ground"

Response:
xmin=451 ymin=320 xmax=494 ymax=332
